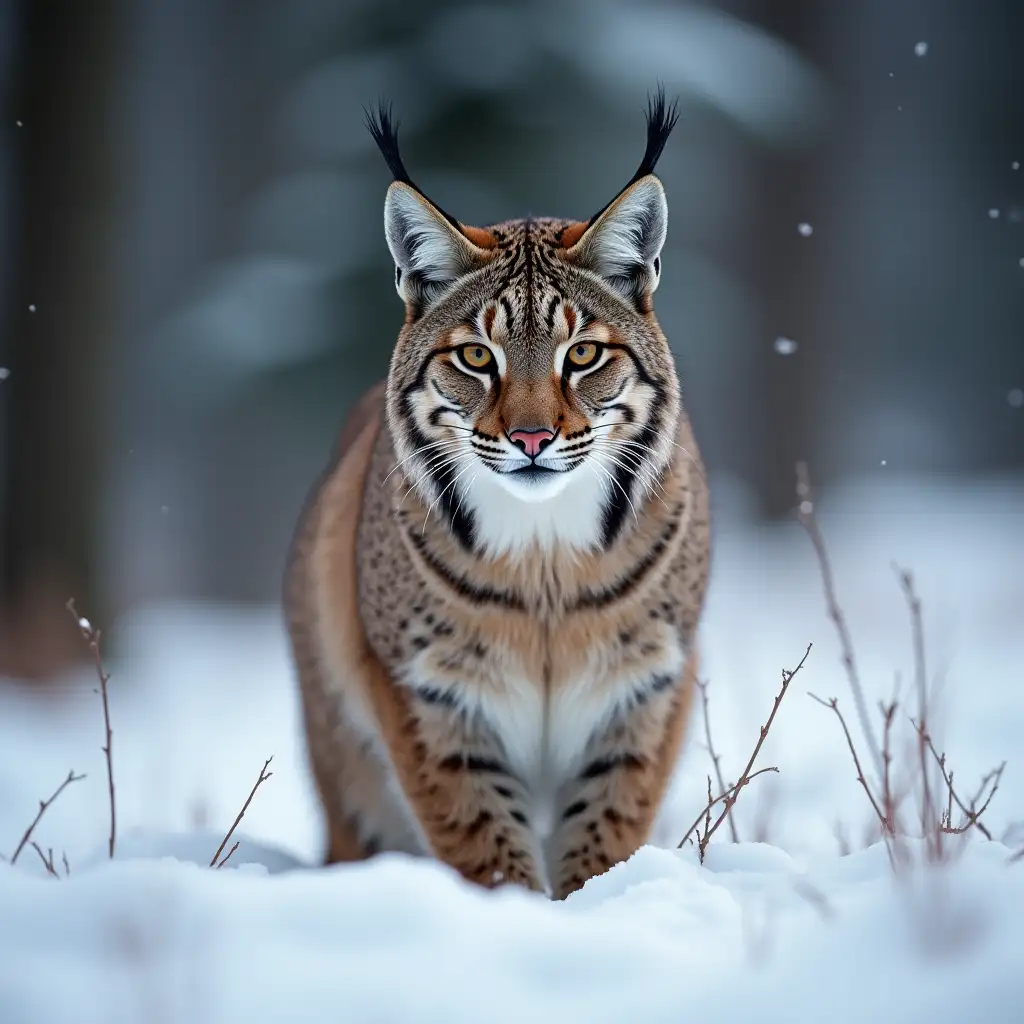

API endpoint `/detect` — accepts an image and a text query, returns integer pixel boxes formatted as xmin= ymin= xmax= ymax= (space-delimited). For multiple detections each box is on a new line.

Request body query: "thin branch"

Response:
xmin=795 ymin=462 xmax=882 ymax=779
xmin=895 ymin=567 xmax=937 ymax=854
xmin=215 ymin=842 xmax=240 ymax=869
xmin=695 ymin=678 xmax=739 ymax=843
xmin=709 ymin=645 xmax=810 ymax=834
xmin=681 ymin=644 xmax=810 ymax=856
xmin=879 ymin=697 xmax=899 ymax=834
xmin=9 ymin=769 xmax=86 ymax=865
xmin=30 ymin=842 xmax=58 ymax=877
xmin=810 ymin=693 xmax=890 ymax=833
xmin=210 ymin=757 xmax=274 ymax=867
xmin=915 ymin=723 xmax=1002 ymax=841
xmin=677 ymin=768 xmax=780 ymax=852
xmin=62 ymin=851 xmax=71 ymax=877
xmin=67 ymin=599 xmax=116 ymax=859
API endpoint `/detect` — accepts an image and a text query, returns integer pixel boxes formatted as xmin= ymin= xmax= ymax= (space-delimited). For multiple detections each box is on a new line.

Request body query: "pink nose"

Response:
xmin=508 ymin=427 xmax=555 ymax=459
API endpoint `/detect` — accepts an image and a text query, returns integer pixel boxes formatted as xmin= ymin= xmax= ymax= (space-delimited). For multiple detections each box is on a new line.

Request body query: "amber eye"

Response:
xmin=566 ymin=342 xmax=600 ymax=369
xmin=459 ymin=344 xmax=494 ymax=371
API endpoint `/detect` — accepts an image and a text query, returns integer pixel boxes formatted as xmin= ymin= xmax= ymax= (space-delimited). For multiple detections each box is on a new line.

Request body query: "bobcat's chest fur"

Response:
xmin=356 ymin=423 xmax=694 ymax=826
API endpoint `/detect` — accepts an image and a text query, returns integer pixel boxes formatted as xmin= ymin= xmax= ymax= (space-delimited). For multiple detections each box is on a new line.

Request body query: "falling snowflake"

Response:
xmin=914 ymin=42 xmax=929 ymax=57
xmin=160 ymin=505 xmax=169 ymax=515
xmin=1009 ymin=388 xmax=1024 ymax=409
xmin=1019 ymin=257 xmax=1024 ymax=268
xmin=988 ymin=209 xmax=1001 ymax=219
xmin=15 ymin=120 xmax=22 ymax=128
xmin=28 ymin=303 xmax=36 ymax=312
xmin=797 ymin=222 xmax=813 ymax=237
xmin=774 ymin=337 xmax=799 ymax=356
xmin=0 ymin=368 xmax=9 ymax=381
xmin=1013 ymin=161 xmax=1020 ymax=171
xmin=799 ymin=500 xmax=813 ymax=516
xmin=880 ymin=460 xmax=888 ymax=467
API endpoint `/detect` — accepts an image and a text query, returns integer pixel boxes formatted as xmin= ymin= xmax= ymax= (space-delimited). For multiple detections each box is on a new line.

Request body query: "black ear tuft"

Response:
xmin=633 ymin=84 xmax=680 ymax=182
xmin=365 ymin=98 xmax=463 ymax=231
xmin=364 ymin=99 xmax=413 ymax=186
xmin=585 ymin=85 xmax=680 ymax=227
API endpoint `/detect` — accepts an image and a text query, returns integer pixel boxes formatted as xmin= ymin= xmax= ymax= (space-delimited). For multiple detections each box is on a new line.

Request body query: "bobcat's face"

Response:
xmin=372 ymin=97 xmax=682 ymax=555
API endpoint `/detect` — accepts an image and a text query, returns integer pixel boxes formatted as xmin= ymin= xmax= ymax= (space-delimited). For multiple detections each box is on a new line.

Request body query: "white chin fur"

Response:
xmin=459 ymin=462 xmax=608 ymax=557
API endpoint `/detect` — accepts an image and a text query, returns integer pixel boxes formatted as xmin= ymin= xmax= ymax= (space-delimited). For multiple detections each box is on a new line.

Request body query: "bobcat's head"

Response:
xmin=371 ymin=92 xmax=682 ymax=557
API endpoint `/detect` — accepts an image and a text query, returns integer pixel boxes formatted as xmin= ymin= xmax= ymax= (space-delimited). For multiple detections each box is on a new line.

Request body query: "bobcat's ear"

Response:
xmin=564 ymin=175 xmax=668 ymax=300
xmin=562 ymin=85 xmax=678 ymax=303
xmin=384 ymin=183 xmax=490 ymax=309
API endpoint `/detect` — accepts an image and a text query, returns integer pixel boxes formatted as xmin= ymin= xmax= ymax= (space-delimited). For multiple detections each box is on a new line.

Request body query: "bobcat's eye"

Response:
xmin=458 ymin=344 xmax=494 ymax=371
xmin=566 ymin=342 xmax=600 ymax=369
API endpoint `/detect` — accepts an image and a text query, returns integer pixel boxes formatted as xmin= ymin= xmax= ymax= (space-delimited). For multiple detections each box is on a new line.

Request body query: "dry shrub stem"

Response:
xmin=679 ymin=644 xmax=810 ymax=860
xmin=896 ymin=568 xmax=938 ymax=852
xmin=809 ymin=693 xmax=890 ymax=832
xmin=797 ymin=462 xmax=1006 ymax=866
xmin=9 ymin=769 xmax=86 ymax=865
xmin=31 ymin=842 xmax=58 ymax=877
xmin=210 ymin=757 xmax=274 ymax=868
xmin=795 ymin=462 xmax=883 ymax=780
xmin=66 ymin=599 xmax=116 ymax=859
xmin=216 ymin=841 xmax=240 ymax=869
xmin=915 ymin=724 xmax=1004 ymax=842
xmin=696 ymin=678 xmax=739 ymax=843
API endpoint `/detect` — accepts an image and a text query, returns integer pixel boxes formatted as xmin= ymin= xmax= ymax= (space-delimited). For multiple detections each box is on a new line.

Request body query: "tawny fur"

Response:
xmin=286 ymin=142 xmax=711 ymax=898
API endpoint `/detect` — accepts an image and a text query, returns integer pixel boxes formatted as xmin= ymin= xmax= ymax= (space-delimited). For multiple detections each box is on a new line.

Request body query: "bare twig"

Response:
xmin=679 ymin=643 xmax=809 ymax=858
xmin=31 ymin=842 xmax=58 ymax=877
xmin=915 ymin=725 xmax=1003 ymax=841
xmin=210 ymin=757 xmax=274 ymax=867
xmin=1009 ymin=847 xmax=1024 ymax=865
xmin=879 ymin=697 xmax=899 ymax=834
xmin=9 ymin=769 xmax=86 ymax=865
xmin=62 ymin=851 xmax=71 ymax=876
xmin=67 ymin=599 xmax=116 ymax=859
xmin=696 ymin=678 xmax=739 ymax=843
xmin=795 ymin=463 xmax=882 ymax=779
xmin=677 ymin=768 xmax=780 ymax=854
xmin=809 ymin=693 xmax=890 ymax=832
xmin=215 ymin=842 xmax=240 ymax=869
xmin=895 ymin=567 xmax=938 ymax=856
xmin=810 ymin=692 xmax=900 ymax=870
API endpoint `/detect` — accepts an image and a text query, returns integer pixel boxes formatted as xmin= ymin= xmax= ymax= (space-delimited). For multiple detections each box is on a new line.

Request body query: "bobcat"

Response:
xmin=285 ymin=91 xmax=710 ymax=899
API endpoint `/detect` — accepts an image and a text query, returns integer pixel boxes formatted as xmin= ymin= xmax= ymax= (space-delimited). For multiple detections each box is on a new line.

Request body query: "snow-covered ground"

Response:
xmin=1 ymin=474 xmax=1022 ymax=1022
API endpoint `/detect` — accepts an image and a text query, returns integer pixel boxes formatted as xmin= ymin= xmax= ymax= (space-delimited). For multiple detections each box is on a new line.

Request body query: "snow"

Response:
xmin=797 ymin=221 xmax=813 ymax=237
xmin=0 ymin=367 xmax=9 ymax=380
xmin=914 ymin=41 xmax=929 ymax=57
xmin=1 ymin=474 xmax=1022 ymax=1021
xmin=773 ymin=335 xmax=798 ymax=355
xmin=988 ymin=208 xmax=1001 ymax=219
xmin=28 ymin=303 xmax=36 ymax=312
xmin=1009 ymin=388 xmax=1023 ymax=408
xmin=1 ymin=840 xmax=1021 ymax=1022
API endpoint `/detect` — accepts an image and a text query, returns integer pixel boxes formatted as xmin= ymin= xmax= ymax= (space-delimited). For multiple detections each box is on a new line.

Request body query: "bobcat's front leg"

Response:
xmin=375 ymin=669 xmax=548 ymax=893
xmin=548 ymin=655 xmax=698 ymax=899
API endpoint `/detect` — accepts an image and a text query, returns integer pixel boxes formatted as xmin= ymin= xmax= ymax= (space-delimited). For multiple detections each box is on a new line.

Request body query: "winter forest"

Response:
xmin=1 ymin=1 xmax=1023 ymax=1021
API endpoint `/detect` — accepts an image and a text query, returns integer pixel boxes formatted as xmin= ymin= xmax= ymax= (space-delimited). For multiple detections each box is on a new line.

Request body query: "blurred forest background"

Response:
xmin=1 ymin=0 xmax=1022 ymax=678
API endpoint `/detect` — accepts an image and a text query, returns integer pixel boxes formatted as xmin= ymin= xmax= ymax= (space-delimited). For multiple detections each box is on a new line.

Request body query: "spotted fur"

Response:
xmin=286 ymin=91 xmax=710 ymax=898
